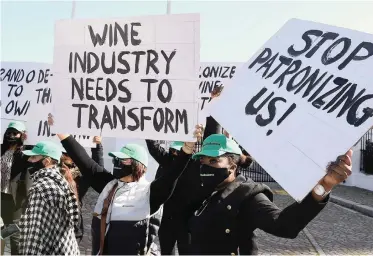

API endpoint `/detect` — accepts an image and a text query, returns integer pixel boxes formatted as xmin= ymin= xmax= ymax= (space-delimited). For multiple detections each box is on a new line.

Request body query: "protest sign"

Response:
xmin=1 ymin=118 xmax=95 ymax=148
xmin=198 ymin=63 xmax=242 ymax=124
xmin=52 ymin=13 xmax=200 ymax=141
xmin=1 ymin=62 xmax=51 ymax=121
xmin=0 ymin=62 xmax=95 ymax=147
xmin=211 ymin=19 xmax=373 ymax=201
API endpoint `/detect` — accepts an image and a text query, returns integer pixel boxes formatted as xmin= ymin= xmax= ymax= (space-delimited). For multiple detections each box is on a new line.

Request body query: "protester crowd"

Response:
xmin=0 ymin=107 xmax=353 ymax=256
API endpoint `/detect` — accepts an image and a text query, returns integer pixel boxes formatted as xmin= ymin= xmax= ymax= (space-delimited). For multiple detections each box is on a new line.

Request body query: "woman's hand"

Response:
xmin=48 ymin=113 xmax=70 ymax=140
xmin=182 ymin=125 xmax=204 ymax=154
xmin=48 ymin=113 xmax=54 ymax=126
xmin=93 ymin=136 xmax=102 ymax=144
xmin=211 ymin=85 xmax=224 ymax=99
xmin=321 ymin=149 xmax=353 ymax=191
xmin=313 ymin=149 xmax=353 ymax=201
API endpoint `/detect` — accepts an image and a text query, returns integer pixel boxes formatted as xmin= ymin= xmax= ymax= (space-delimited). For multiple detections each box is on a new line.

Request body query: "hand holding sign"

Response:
xmin=321 ymin=149 xmax=353 ymax=191
xmin=183 ymin=124 xmax=204 ymax=154
xmin=211 ymin=85 xmax=224 ymax=99
xmin=48 ymin=113 xmax=54 ymax=126
xmin=210 ymin=19 xmax=373 ymax=201
xmin=93 ymin=136 xmax=102 ymax=144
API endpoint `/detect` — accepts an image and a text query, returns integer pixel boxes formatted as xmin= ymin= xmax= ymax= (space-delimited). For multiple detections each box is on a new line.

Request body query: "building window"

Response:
xmin=360 ymin=128 xmax=373 ymax=175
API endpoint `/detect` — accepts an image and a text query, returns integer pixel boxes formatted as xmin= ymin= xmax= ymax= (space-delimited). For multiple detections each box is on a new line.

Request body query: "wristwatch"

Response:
xmin=313 ymin=184 xmax=330 ymax=198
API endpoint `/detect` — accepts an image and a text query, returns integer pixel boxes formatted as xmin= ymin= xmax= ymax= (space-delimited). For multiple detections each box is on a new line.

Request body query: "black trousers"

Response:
xmin=159 ymin=218 xmax=190 ymax=255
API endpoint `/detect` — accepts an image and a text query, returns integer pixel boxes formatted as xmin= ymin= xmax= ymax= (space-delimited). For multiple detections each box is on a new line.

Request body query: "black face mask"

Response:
xmin=28 ymin=159 xmax=46 ymax=175
xmin=113 ymin=162 xmax=133 ymax=180
xmin=200 ymin=164 xmax=230 ymax=191
xmin=4 ymin=131 xmax=21 ymax=145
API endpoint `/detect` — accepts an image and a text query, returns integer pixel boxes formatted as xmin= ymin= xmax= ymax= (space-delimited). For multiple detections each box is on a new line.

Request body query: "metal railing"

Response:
xmin=360 ymin=128 xmax=373 ymax=175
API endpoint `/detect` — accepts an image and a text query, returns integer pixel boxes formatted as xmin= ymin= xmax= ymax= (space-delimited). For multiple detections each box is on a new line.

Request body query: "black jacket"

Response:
xmin=75 ymin=142 xmax=104 ymax=201
xmin=145 ymin=140 xmax=174 ymax=179
xmin=61 ymin=135 xmax=187 ymax=214
xmin=173 ymin=152 xmax=328 ymax=255
xmin=62 ymin=136 xmax=188 ymax=254
xmin=6 ymin=145 xmax=33 ymax=212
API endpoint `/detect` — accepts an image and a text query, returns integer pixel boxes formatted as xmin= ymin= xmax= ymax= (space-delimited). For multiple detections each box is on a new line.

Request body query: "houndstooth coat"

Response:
xmin=18 ymin=166 xmax=81 ymax=255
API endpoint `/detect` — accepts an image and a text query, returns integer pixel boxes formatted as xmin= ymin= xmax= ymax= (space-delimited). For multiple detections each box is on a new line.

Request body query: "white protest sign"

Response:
xmin=52 ymin=14 xmax=200 ymax=141
xmin=0 ymin=62 xmax=95 ymax=147
xmin=27 ymin=118 xmax=96 ymax=148
xmin=1 ymin=118 xmax=95 ymax=148
xmin=198 ymin=63 xmax=243 ymax=124
xmin=1 ymin=62 xmax=51 ymax=121
xmin=211 ymin=19 xmax=373 ymax=201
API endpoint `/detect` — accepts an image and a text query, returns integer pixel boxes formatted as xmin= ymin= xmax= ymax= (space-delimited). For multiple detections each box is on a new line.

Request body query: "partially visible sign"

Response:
xmin=1 ymin=62 xmax=51 ymax=121
xmin=0 ymin=62 xmax=96 ymax=147
xmin=198 ymin=63 xmax=242 ymax=124
xmin=1 ymin=118 xmax=95 ymax=148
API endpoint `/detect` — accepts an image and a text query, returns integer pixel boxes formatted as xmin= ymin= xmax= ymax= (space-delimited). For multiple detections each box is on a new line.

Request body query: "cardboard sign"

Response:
xmin=198 ymin=62 xmax=242 ymax=124
xmin=211 ymin=19 xmax=373 ymax=201
xmin=52 ymin=14 xmax=200 ymax=141
xmin=1 ymin=62 xmax=51 ymax=121
xmin=0 ymin=62 xmax=95 ymax=148
xmin=1 ymin=118 xmax=95 ymax=148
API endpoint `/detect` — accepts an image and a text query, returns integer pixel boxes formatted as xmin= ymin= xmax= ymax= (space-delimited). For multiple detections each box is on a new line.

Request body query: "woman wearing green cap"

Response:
xmin=1 ymin=121 xmax=31 ymax=255
xmin=171 ymin=134 xmax=353 ymax=255
xmin=56 ymin=128 xmax=202 ymax=255
xmin=145 ymin=140 xmax=193 ymax=255
xmin=18 ymin=141 xmax=80 ymax=255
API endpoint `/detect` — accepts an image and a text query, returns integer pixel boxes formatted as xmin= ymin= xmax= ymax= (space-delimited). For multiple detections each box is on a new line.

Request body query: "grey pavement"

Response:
xmin=331 ymin=185 xmax=373 ymax=207
xmin=263 ymin=183 xmax=373 ymax=255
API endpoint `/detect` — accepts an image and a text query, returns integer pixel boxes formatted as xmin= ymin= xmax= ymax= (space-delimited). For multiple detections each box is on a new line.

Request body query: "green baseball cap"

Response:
xmin=109 ymin=144 xmax=149 ymax=167
xmin=7 ymin=121 xmax=26 ymax=132
xmin=60 ymin=145 xmax=67 ymax=154
xmin=192 ymin=134 xmax=242 ymax=160
xmin=22 ymin=141 xmax=62 ymax=163
xmin=170 ymin=141 xmax=183 ymax=151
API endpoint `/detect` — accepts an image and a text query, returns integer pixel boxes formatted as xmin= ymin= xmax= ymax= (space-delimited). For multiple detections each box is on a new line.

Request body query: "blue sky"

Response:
xmin=1 ymin=1 xmax=373 ymax=63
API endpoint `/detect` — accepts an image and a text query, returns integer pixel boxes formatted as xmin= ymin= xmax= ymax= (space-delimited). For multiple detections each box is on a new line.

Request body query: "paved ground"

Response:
xmin=331 ymin=184 xmax=373 ymax=207
xmin=4 ymin=185 xmax=373 ymax=255
xmin=261 ymin=183 xmax=373 ymax=255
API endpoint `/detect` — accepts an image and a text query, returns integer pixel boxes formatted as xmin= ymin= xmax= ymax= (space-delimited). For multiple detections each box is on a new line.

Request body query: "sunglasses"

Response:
xmin=5 ymin=130 xmax=20 ymax=137
xmin=64 ymin=162 xmax=76 ymax=169
xmin=112 ymin=157 xmax=132 ymax=165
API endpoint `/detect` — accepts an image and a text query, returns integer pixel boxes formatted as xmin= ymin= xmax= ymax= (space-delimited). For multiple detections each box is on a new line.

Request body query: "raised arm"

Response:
xmin=145 ymin=140 xmax=172 ymax=166
xmin=58 ymin=134 xmax=114 ymax=193
xmin=239 ymin=149 xmax=353 ymax=252
xmin=91 ymin=136 xmax=104 ymax=167
xmin=58 ymin=134 xmax=105 ymax=174
xmin=149 ymin=149 xmax=193 ymax=214
xmin=149 ymin=125 xmax=203 ymax=214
